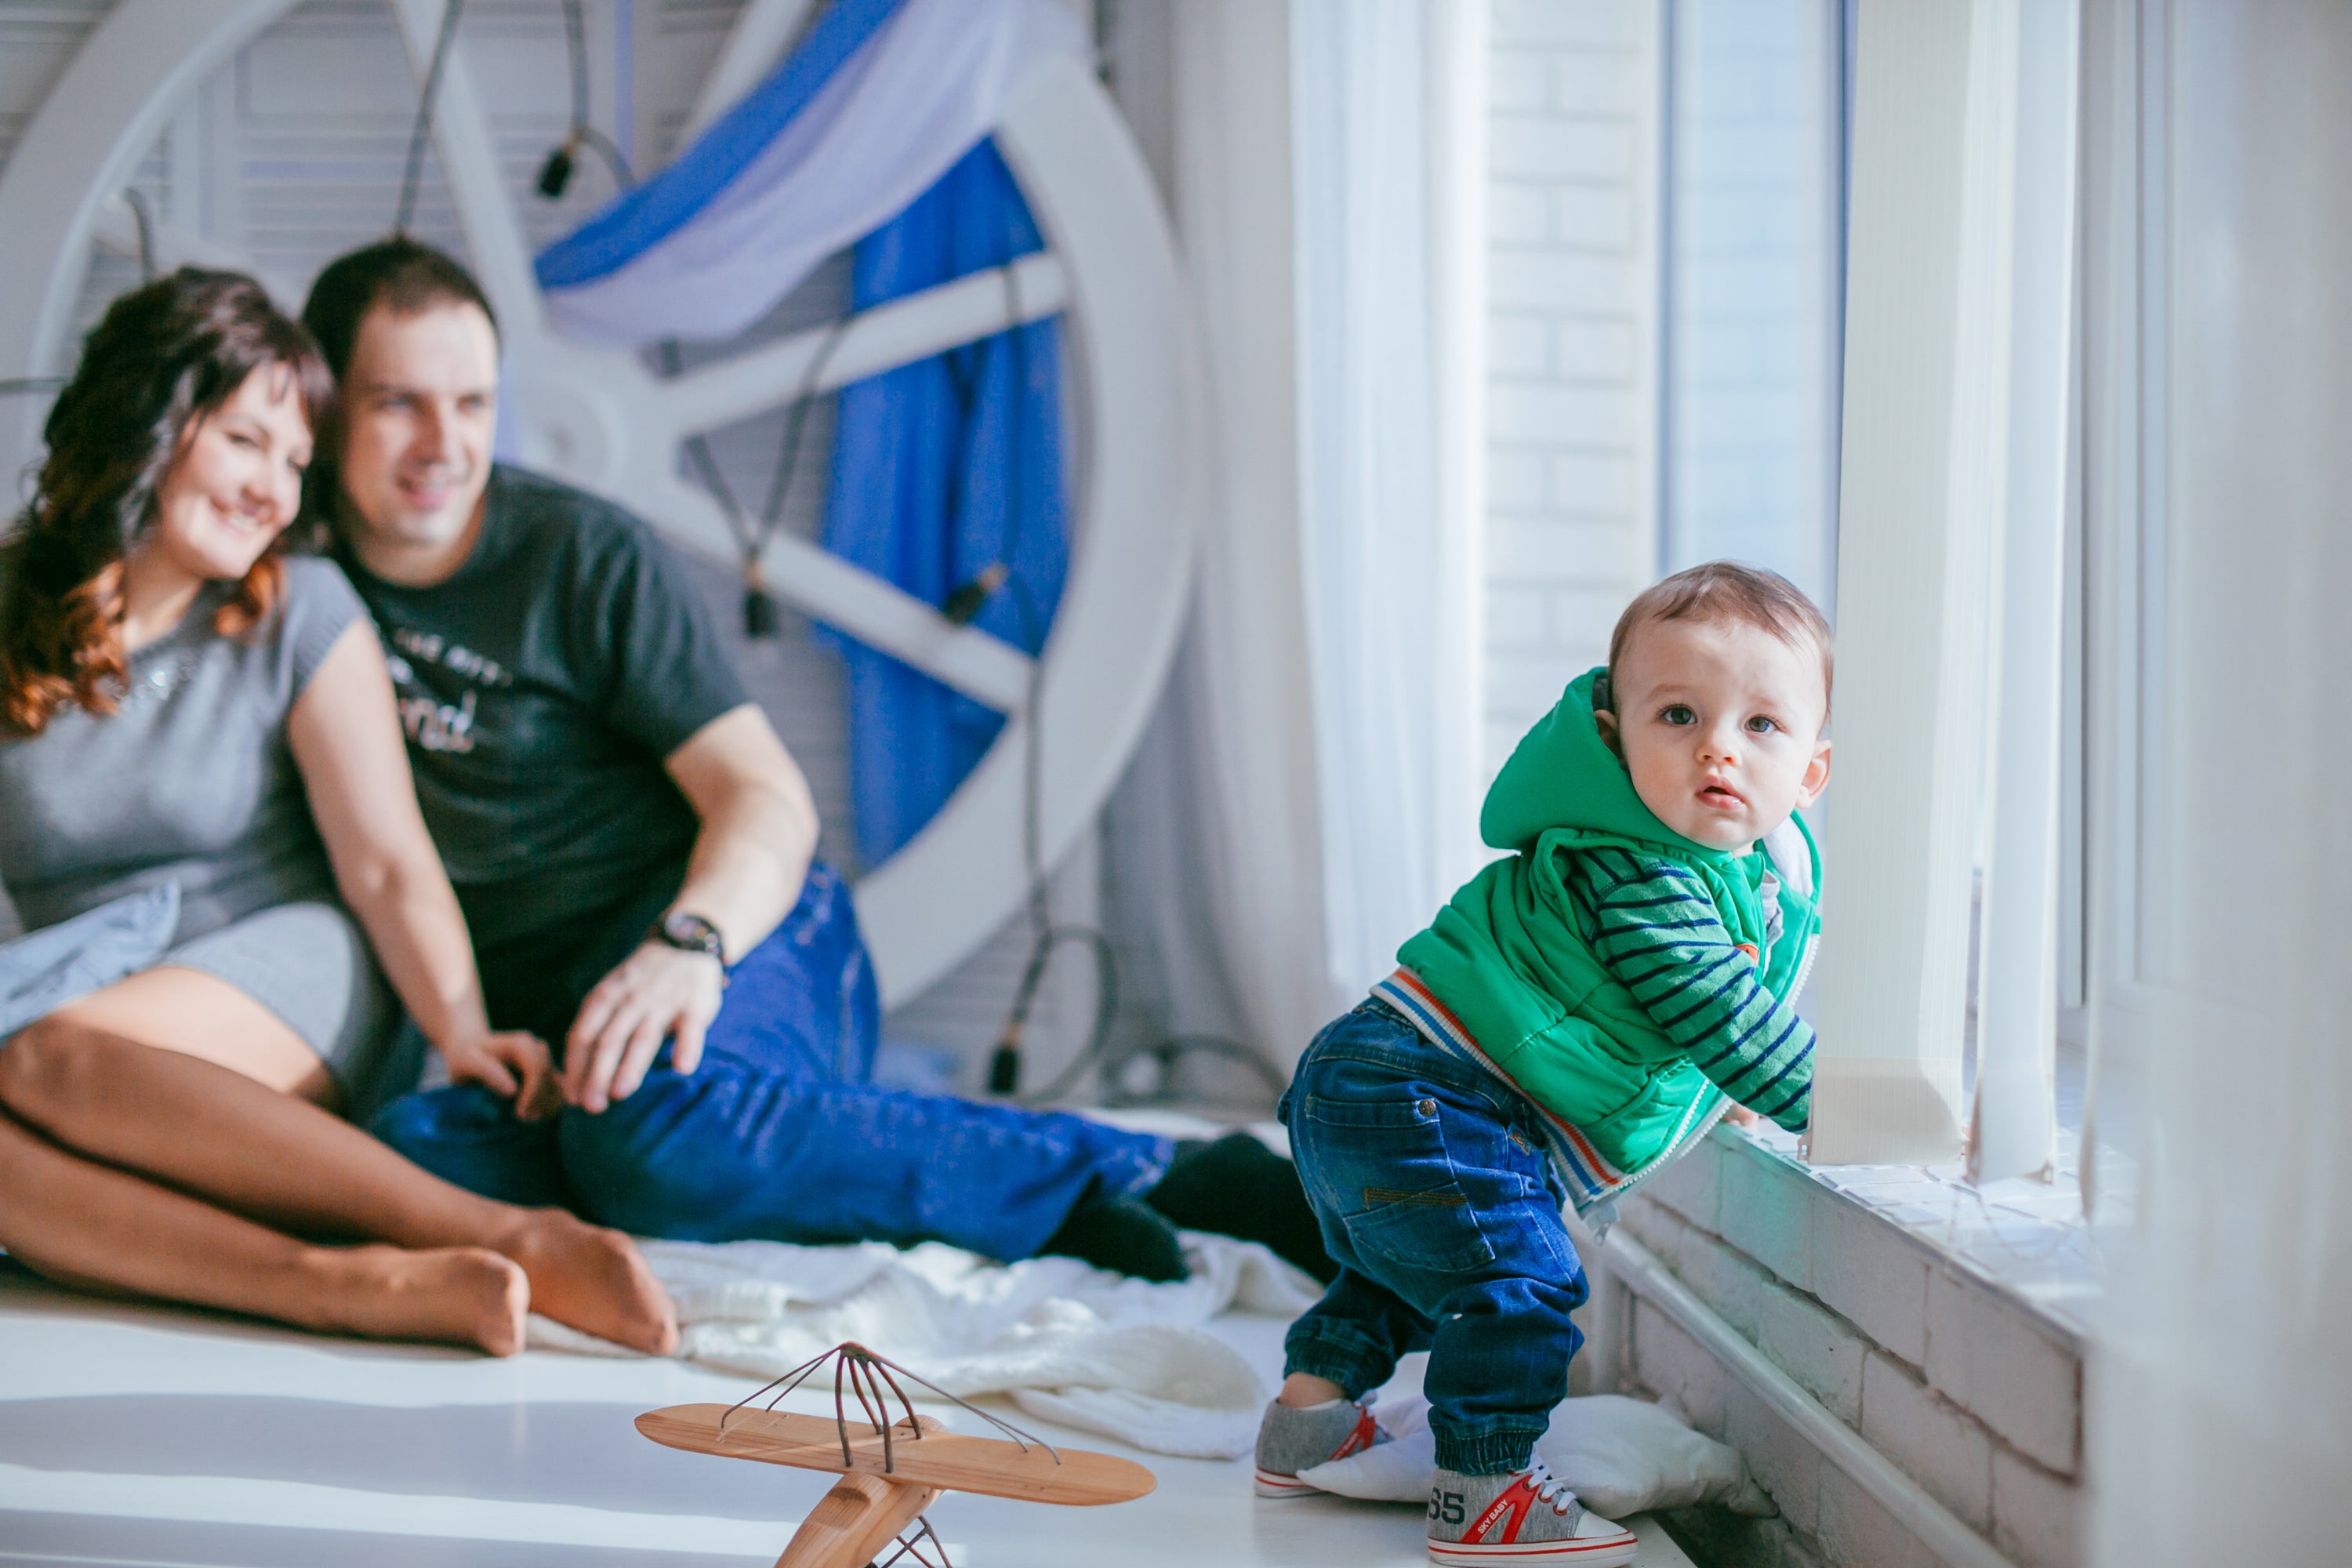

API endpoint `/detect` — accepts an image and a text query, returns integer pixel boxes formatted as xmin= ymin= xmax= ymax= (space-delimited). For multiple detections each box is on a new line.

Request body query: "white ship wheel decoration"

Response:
xmin=0 ymin=0 xmax=1201 ymax=1008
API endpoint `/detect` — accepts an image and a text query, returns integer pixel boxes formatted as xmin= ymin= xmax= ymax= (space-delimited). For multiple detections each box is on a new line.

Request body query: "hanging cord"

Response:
xmin=998 ymin=583 xmax=1124 ymax=1105
xmin=393 ymin=0 xmax=467 ymax=234
xmin=538 ymin=0 xmax=635 ymax=199
xmin=940 ymin=262 xmax=1031 ymax=628
xmin=971 ymin=260 xmax=1091 ymax=1096
xmin=661 ymin=318 xmax=847 ymax=637
xmin=962 ymin=260 xmax=1279 ymax=1105
xmin=959 ymin=261 xmax=1123 ymax=1105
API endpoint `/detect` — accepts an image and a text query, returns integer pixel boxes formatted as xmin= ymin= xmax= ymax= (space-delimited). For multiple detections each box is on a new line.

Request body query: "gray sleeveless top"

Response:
xmin=0 ymin=554 xmax=366 ymax=944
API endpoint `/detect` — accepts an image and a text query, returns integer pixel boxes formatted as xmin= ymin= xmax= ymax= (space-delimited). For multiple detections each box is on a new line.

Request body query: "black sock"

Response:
xmin=1146 ymin=1131 xmax=1337 ymax=1283
xmin=1040 ymin=1186 xmax=1189 ymax=1282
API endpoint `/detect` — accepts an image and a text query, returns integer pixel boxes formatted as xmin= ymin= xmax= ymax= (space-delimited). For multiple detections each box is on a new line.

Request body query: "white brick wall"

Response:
xmin=1991 ymin=1445 xmax=2082 ymax=1568
xmin=1622 ymin=1190 xmax=1767 ymax=1338
xmin=1726 ymin=1379 xmax=1825 ymax=1540
xmin=1483 ymin=0 xmax=1663 ymax=778
xmin=1814 ymin=1462 xmax=1947 ymax=1568
xmin=1633 ymin=1295 xmax=1728 ymax=1435
xmin=1812 ymin=1182 xmax=1933 ymax=1365
xmin=1923 ymin=1267 xmax=2082 ymax=1475
xmin=1618 ymin=1129 xmax=2087 ymax=1568
xmin=1759 ymin=1279 xmax=1867 ymax=1425
xmin=1859 ymin=1350 xmax=1995 ymax=1534
xmin=1715 ymin=1130 xmax=1817 ymax=1287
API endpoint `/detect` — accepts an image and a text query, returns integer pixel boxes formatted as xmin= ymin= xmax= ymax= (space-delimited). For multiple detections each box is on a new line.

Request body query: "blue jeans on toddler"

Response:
xmin=1280 ymin=998 xmax=1586 ymax=1475
xmin=373 ymin=862 xmax=1171 ymax=1261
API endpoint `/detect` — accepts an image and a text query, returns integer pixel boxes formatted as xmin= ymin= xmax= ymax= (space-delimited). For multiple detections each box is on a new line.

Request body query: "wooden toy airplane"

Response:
xmin=638 ymin=1341 xmax=1156 ymax=1568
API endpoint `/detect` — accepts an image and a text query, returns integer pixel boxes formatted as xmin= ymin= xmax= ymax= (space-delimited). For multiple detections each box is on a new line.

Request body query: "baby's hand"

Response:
xmin=1722 ymin=1103 xmax=1761 ymax=1130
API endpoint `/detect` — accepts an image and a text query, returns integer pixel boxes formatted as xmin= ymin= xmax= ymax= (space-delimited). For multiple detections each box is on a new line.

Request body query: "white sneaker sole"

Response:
xmin=1426 ymin=1526 xmax=1640 ymax=1567
xmin=1254 ymin=1467 xmax=1324 ymax=1499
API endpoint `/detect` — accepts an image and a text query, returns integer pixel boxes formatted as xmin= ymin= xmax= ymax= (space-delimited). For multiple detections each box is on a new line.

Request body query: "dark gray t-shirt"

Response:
xmin=0 ymin=554 xmax=364 ymax=942
xmin=332 ymin=465 xmax=748 ymax=954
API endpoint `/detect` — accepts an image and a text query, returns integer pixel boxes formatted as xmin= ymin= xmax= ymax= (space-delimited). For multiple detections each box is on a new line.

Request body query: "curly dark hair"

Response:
xmin=0 ymin=267 xmax=333 ymax=735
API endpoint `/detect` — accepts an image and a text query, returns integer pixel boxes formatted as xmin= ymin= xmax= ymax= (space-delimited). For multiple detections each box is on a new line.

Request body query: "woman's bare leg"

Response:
xmin=53 ymin=964 xmax=339 ymax=1101
xmin=0 ymin=1105 xmax=528 ymax=1354
xmin=0 ymin=977 xmax=676 ymax=1354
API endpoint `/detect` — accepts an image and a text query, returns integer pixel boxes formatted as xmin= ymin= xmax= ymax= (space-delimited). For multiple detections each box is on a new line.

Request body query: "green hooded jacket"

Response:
xmin=1395 ymin=667 xmax=1821 ymax=1176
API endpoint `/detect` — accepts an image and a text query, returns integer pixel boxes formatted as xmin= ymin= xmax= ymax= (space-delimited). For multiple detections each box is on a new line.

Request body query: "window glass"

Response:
xmin=1661 ymin=0 xmax=1844 ymax=608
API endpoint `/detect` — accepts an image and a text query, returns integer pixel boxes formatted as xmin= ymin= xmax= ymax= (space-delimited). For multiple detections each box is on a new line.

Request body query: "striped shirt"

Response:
xmin=1566 ymin=845 xmax=1813 ymax=1131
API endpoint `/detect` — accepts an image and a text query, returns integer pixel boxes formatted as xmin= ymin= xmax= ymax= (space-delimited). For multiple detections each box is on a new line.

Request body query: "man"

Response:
xmin=305 ymin=239 xmax=1319 ymax=1284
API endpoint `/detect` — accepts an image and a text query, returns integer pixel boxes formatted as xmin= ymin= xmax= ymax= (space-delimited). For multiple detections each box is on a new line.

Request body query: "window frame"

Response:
xmin=2074 ymin=0 xmax=2173 ymax=1113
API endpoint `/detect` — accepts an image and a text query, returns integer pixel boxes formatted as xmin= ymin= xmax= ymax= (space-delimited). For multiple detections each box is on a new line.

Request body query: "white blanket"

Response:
xmin=528 ymin=1232 xmax=1318 ymax=1459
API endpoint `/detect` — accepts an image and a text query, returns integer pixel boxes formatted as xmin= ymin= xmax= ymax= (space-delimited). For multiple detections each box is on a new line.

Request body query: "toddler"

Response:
xmin=1254 ymin=562 xmax=1833 ymax=1566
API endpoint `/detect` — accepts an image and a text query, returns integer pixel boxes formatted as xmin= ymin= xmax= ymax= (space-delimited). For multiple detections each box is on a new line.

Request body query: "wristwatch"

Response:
xmin=648 ymin=909 xmax=727 ymax=966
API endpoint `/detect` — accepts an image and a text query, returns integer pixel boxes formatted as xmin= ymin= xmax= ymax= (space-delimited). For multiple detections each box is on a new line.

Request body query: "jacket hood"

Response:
xmin=1479 ymin=666 xmax=1734 ymax=864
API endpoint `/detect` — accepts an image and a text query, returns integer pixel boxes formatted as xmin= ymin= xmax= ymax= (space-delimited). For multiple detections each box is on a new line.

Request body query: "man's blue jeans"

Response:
xmin=1279 ymin=999 xmax=1586 ymax=1476
xmin=372 ymin=863 xmax=1171 ymax=1261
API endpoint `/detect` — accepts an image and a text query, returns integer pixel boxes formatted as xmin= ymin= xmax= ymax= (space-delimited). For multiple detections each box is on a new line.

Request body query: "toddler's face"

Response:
xmin=1597 ymin=617 xmax=1832 ymax=851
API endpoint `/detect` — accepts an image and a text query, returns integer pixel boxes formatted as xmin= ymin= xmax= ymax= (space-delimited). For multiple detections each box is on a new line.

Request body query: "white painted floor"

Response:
xmin=0 ymin=1261 xmax=1692 ymax=1567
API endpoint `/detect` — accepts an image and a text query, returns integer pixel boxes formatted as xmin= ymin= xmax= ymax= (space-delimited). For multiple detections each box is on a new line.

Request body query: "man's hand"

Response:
xmin=564 ymin=942 xmax=724 ymax=1112
xmin=1722 ymin=1102 xmax=1762 ymax=1130
xmin=440 ymin=1029 xmax=562 ymax=1120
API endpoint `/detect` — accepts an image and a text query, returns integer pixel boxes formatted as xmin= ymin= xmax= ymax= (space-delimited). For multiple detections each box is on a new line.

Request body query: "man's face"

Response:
xmin=1597 ymin=616 xmax=1833 ymax=851
xmin=336 ymin=300 xmax=499 ymax=566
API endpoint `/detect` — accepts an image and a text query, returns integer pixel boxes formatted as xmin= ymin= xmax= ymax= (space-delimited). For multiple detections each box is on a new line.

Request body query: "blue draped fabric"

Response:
xmin=820 ymin=140 xmax=1068 ymax=864
xmin=534 ymin=0 xmax=906 ymax=292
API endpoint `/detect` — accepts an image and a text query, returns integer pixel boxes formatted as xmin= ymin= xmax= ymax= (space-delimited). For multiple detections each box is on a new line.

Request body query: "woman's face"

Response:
xmin=149 ymin=363 xmax=313 ymax=582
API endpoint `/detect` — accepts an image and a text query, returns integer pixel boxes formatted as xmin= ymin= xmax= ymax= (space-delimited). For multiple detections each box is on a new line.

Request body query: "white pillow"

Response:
xmin=1297 ymin=1392 xmax=1774 ymax=1519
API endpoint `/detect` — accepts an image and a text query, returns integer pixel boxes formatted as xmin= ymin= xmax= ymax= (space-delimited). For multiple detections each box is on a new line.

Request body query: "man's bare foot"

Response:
xmin=499 ymin=1210 xmax=677 ymax=1355
xmin=314 ymin=1245 xmax=530 ymax=1356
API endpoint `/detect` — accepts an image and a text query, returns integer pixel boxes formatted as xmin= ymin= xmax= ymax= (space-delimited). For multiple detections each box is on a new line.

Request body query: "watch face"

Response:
xmin=660 ymin=913 xmax=722 ymax=958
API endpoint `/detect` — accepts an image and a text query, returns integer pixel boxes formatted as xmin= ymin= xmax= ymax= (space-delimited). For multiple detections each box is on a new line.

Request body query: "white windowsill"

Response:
xmin=1722 ymin=1052 xmax=2129 ymax=1347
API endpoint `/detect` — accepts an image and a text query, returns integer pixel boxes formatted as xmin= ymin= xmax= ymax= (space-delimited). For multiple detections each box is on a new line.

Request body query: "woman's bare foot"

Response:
xmin=314 ymin=1244 xmax=530 ymax=1356
xmin=498 ymin=1210 xmax=677 ymax=1355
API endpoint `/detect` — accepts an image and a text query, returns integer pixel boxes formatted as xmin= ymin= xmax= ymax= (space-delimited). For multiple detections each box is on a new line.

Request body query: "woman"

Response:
xmin=0 ymin=268 xmax=673 ymax=1356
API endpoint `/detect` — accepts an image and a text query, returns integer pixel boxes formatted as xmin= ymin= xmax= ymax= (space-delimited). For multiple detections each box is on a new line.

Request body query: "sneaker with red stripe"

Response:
xmin=1251 ymin=1396 xmax=1391 ymax=1498
xmin=1425 ymin=1459 xmax=1638 ymax=1565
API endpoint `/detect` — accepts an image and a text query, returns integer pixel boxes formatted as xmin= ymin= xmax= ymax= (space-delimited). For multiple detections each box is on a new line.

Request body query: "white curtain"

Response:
xmin=1132 ymin=0 xmax=1336 ymax=1069
xmin=1289 ymin=0 xmax=1487 ymax=1000
xmin=2087 ymin=1 xmax=2352 ymax=1559
xmin=1100 ymin=0 xmax=1485 ymax=1072
xmin=1966 ymin=0 xmax=2078 ymax=1185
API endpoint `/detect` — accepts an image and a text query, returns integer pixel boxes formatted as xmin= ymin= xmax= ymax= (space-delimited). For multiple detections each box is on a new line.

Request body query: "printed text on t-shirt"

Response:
xmin=390 ymin=627 xmax=512 ymax=687
xmin=386 ymin=627 xmax=511 ymax=754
